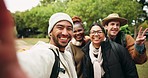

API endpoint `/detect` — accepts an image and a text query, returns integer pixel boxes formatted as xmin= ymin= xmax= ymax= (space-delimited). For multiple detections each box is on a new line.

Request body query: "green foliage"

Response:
xmin=139 ymin=20 xmax=148 ymax=29
xmin=66 ymin=0 xmax=143 ymax=35
xmin=13 ymin=0 xmax=145 ymax=38
xmin=14 ymin=4 xmax=54 ymax=38
xmin=120 ymin=24 xmax=132 ymax=35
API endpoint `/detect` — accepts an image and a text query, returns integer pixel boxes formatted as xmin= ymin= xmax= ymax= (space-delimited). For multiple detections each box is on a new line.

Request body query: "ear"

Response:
xmin=49 ymin=33 xmax=52 ymax=37
xmin=104 ymin=25 xmax=108 ymax=30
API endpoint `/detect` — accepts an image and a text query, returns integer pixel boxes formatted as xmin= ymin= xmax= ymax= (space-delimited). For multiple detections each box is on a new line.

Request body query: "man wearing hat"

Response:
xmin=102 ymin=13 xmax=148 ymax=64
xmin=17 ymin=12 xmax=77 ymax=78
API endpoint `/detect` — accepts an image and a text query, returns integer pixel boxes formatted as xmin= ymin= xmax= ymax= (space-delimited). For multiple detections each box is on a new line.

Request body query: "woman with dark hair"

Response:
xmin=82 ymin=22 xmax=138 ymax=78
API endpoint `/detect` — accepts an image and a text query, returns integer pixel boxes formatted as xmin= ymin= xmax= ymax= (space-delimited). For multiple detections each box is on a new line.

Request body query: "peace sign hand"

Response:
xmin=135 ymin=27 xmax=148 ymax=45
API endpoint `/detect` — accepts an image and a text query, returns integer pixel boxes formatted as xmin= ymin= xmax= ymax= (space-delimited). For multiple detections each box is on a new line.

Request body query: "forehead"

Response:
xmin=73 ymin=23 xmax=83 ymax=28
xmin=108 ymin=20 xmax=120 ymax=24
xmin=55 ymin=20 xmax=72 ymax=26
xmin=91 ymin=26 xmax=101 ymax=30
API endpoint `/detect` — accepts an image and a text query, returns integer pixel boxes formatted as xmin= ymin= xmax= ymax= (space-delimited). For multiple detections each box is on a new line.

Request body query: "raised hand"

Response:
xmin=136 ymin=27 xmax=148 ymax=45
xmin=0 ymin=0 xmax=28 ymax=78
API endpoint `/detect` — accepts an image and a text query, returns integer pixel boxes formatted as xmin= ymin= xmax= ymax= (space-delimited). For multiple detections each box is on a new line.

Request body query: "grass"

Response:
xmin=19 ymin=38 xmax=49 ymax=45
xmin=137 ymin=62 xmax=148 ymax=78
xmin=19 ymin=38 xmax=148 ymax=78
xmin=136 ymin=41 xmax=148 ymax=78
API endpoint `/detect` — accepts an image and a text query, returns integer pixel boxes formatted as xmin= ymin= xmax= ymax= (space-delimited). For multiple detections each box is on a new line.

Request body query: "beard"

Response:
xmin=52 ymin=34 xmax=71 ymax=48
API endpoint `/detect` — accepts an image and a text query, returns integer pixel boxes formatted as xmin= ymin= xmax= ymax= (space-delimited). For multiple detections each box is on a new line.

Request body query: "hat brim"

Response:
xmin=102 ymin=17 xmax=128 ymax=26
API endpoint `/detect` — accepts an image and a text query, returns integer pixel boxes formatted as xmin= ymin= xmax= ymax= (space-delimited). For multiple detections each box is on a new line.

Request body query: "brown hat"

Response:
xmin=102 ymin=13 xmax=128 ymax=26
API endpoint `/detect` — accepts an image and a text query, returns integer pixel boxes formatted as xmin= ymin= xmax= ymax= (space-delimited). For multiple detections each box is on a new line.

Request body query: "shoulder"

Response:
xmin=110 ymin=40 xmax=127 ymax=52
xmin=31 ymin=41 xmax=51 ymax=49
xmin=125 ymin=34 xmax=135 ymax=44
xmin=82 ymin=41 xmax=90 ymax=54
xmin=125 ymin=34 xmax=133 ymax=39
xmin=125 ymin=34 xmax=134 ymax=40
xmin=84 ymin=36 xmax=90 ymax=43
xmin=17 ymin=41 xmax=57 ymax=65
xmin=17 ymin=45 xmax=55 ymax=63
xmin=17 ymin=44 xmax=56 ymax=78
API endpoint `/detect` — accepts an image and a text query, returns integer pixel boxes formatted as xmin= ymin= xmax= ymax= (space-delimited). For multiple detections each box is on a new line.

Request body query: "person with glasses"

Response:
xmin=82 ymin=23 xmax=138 ymax=78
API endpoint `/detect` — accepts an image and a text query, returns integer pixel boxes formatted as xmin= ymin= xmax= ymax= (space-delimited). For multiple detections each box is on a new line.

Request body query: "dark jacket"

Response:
xmin=114 ymin=31 xmax=147 ymax=64
xmin=82 ymin=39 xmax=138 ymax=78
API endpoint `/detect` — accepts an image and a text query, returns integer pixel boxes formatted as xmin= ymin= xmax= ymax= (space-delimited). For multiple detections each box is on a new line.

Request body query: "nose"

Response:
xmin=62 ymin=28 xmax=68 ymax=35
xmin=113 ymin=25 xmax=118 ymax=28
xmin=75 ymin=31 xmax=80 ymax=35
xmin=94 ymin=32 xmax=99 ymax=35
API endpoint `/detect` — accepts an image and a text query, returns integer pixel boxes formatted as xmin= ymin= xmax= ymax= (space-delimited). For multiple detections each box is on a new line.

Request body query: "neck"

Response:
xmin=49 ymin=41 xmax=65 ymax=53
xmin=93 ymin=43 xmax=100 ymax=48
xmin=71 ymin=38 xmax=84 ymax=46
xmin=59 ymin=48 xmax=65 ymax=53
xmin=108 ymin=35 xmax=116 ymax=40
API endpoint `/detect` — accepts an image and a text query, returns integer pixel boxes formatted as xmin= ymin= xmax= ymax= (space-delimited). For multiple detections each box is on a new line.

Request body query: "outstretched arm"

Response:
xmin=0 ymin=0 xmax=28 ymax=78
xmin=133 ymin=27 xmax=148 ymax=64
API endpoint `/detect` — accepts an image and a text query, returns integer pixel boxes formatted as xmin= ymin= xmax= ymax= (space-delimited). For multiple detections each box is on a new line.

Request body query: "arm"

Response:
xmin=17 ymin=49 xmax=55 ymax=78
xmin=0 ymin=0 xmax=28 ymax=78
xmin=84 ymin=36 xmax=90 ymax=43
xmin=126 ymin=34 xmax=147 ymax=64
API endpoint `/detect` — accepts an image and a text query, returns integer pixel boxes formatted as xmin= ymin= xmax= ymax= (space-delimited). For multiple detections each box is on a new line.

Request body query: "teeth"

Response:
xmin=61 ymin=38 xmax=67 ymax=40
xmin=94 ymin=37 xmax=99 ymax=39
xmin=94 ymin=37 xmax=100 ymax=40
xmin=77 ymin=36 xmax=81 ymax=38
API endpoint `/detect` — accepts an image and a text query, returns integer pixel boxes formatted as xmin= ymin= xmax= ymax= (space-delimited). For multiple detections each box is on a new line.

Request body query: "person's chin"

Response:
xmin=75 ymin=37 xmax=82 ymax=40
xmin=60 ymin=43 xmax=67 ymax=47
xmin=59 ymin=40 xmax=69 ymax=46
xmin=111 ymin=33 xmax=118 ymax=36
xmin=93 ymin=40 xmax=101 ymax=44
xmin=76 ymin=39 xmax=83 ymax=42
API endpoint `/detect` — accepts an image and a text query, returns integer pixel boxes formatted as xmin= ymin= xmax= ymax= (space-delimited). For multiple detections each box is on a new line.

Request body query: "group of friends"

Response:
xmin=0 ymin=0 xmax=148 ymax=78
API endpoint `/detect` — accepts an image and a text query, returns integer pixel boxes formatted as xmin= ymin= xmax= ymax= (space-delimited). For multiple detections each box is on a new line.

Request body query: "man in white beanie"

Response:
xmin=17 ymin=12 xmax=77 ymax=78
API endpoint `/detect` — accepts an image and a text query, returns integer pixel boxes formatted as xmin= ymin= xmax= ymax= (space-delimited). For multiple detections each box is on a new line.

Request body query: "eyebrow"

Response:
xmin=91 ymin=29 xmax=103 ymax=32
xmin=56 ymin=23 xmax=72 ymax=27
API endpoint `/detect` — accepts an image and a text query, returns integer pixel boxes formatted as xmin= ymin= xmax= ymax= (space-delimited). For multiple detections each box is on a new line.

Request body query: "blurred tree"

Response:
xmin=40 ymin=0 xmax=55 ymax=6
xmin=14 ymin=5 xmax=53 ymax=38
xmin=138 ymin=0 xmax=148 ymax=20
xmin=138 ymin=20 xmax=148 ymax=29
xmin=13 ymin=0 xmax=145 ymax=38
xmin=120 ymin=24 xmax=132 ymax=35
xmin=66 ymin=0 xmax=143 ymax=35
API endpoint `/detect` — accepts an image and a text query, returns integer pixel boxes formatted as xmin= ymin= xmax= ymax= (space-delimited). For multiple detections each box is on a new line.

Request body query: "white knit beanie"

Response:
xmin=48 ymin=12 xmax=73 ymax=34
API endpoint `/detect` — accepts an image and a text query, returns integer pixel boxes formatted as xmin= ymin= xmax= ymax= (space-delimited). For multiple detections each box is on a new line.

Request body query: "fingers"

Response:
xmin=136 ymin=36 xmax=146 ymax=45
xmin=142 ymin=39 xmax=146 ymax=44
xmin=139 ymin=38 xmax=146 ymax=45
xmin=142 ymin=28 xmax=148 ymax=36
xmin=137 ymin=27 xmax=142 ymax=37
xmin=0 ymin=0 xmax=7 ymax=11
xmin=136 ymin=36 xmax=146 ymax=41
xmin=137 ymin=27 xmax=148 ymax=37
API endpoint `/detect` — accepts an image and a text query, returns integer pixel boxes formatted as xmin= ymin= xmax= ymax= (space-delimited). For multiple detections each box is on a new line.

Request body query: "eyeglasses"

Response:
xmin=90 ymin=30 xmax=103 ymax=35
